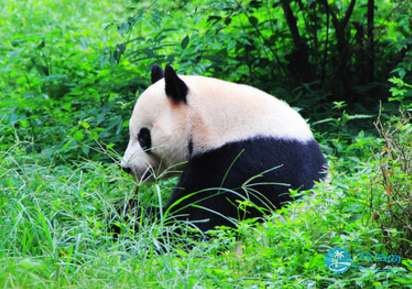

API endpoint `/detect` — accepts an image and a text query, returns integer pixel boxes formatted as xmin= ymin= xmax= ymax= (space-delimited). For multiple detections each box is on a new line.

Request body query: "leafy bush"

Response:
xmin=370 ymin=108 xmax=412 ymax=257
xmin=0 ymin=0 xmax=144 ymax=164
xmin=107 ymin=0 xmax=412 ymax=112
xmin=2 ymin=0 xmax=412 ymax=166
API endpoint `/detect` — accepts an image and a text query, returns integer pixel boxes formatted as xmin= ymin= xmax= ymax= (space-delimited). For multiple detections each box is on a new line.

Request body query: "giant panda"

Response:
xmin=117 ymin=64 xmax=326 ymax=235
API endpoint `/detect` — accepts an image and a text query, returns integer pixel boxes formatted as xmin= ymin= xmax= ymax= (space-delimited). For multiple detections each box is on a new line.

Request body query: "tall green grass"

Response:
xmin=1 ymin=122 xmax=411 ymax=288
xmin=1 ymin=0 xmax=411 ymax=287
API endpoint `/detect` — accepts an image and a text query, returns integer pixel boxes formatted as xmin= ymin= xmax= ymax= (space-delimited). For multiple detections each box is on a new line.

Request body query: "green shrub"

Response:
xmin=370 ymin=108 xmax=412 ymax=258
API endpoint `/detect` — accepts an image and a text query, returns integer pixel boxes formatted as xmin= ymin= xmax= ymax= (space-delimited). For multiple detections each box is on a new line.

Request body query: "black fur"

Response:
xmin=188 ymin=139 xmax=193 ymax=157
xmin=138 ymin=127 xmax=152 ymax=152
xmin=164 ymin=65 xmax=188 ymax=104
xmin=115 ymin=137 xmax=326 ymax=235
xmin=151 ymin=63 xmax=164 ymax=84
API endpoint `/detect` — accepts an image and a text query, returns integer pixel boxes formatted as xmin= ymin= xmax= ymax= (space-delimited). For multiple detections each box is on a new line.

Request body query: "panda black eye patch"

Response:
xmin=138 ymin=127 xmax=152 ymax=152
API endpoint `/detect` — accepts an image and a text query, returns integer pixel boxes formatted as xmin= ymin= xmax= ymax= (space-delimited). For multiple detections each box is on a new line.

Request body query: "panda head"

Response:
xmin=121 ymin=64 xmax=315 ymax=182
xmin=120 ymin=64 xmax=191 ymax=182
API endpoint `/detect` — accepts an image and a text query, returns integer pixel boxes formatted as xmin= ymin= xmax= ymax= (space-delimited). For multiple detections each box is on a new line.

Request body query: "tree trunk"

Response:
xmin=282 ymin=3 xmax=315 ymax=86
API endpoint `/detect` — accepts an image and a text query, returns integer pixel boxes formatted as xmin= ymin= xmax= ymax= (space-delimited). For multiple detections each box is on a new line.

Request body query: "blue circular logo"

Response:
xmin=325 ymin=248 xmax=351 ymax=274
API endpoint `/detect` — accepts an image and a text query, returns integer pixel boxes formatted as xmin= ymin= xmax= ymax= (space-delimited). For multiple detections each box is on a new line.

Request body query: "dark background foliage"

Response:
xmin=108 ymin=0 xmax=412 ymax=114
xmin=1 ymin=0 xmax=411 ymax=165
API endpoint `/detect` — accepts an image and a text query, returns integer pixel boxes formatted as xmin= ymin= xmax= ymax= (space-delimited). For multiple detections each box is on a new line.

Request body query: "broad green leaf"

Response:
xmin=82 ymin=121 xmax=90 ymax=129
xmin=194 ymin=17 xmax=201 ymax=25
xmin=74 ymin=131 xmax=84 ymax=142
xmin=79 ymin=37 xmax=88 ymax=50
xmin=37 ymin=40 xmax=45 ymax=49
xmin=399 ymin=68 xmax=406 ymax=79
xmin=117 ymin=24 xmax=124 ymax=37
xmin=114 ymin=49 xmax=121 ymax=63
xmin=62 ymin=139 xmax=73 ymax=150
xmin=109 ymin=53 xmax=116 ymax=67
xmin=122 ymin=120 xmax=130 ymax=127
xmin=249 ymin=16 xmax=258 ymax=27
xmin=100 ymin=55 xmax=108 ymax=68
xmin=142 ymin=48 xmax=154 ymax=57
xmin=155 ymin=35 xmax=167 ymax=42
xmin=9 ymin=114 xmax=18 ymax=124
xmin=238 ymin=38 xmax=252 ymax=46
xmin=8 ymin=49 xmax=23 ymax=63
xmin=227 ymin=40 xmax=236 ymax=51
xmin=202 ymin=55 xmax=223 ymax=64
xmin=119 ymin=43 xmax=126 ymax=53
xmin=207 ymin=15 xmax=221 ymax=24
xmin=181 ymin=35 xmax=189 ymax=49
xmin=117 ymin=22 xmax=130 ymax=37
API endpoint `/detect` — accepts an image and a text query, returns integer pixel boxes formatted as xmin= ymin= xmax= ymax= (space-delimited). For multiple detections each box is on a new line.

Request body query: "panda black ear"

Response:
xmin=151 ymin=64 xmax=164 ymax=84
xmin=164 ymin=65 xmax=187 ymax=104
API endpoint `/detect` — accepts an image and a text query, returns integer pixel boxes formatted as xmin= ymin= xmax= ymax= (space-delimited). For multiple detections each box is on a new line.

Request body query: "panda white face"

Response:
xmin=120 ymin=65 xmax=191 ymax=182
xmin=121 ymin=64 xmax=315 ymax=182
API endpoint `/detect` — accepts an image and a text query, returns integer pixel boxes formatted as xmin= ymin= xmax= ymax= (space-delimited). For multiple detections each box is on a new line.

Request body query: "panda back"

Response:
xmin=180 ymin=75 xmax=314 ymax=154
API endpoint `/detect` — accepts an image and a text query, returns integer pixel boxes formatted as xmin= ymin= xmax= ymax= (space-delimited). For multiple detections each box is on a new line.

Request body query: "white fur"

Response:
xmin=122 ymin=75 xmax=314 ymax=181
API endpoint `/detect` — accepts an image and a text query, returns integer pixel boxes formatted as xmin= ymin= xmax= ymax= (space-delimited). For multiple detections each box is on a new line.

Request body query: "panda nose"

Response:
xmin=120 ymin=164 xmax=132 ymax=175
